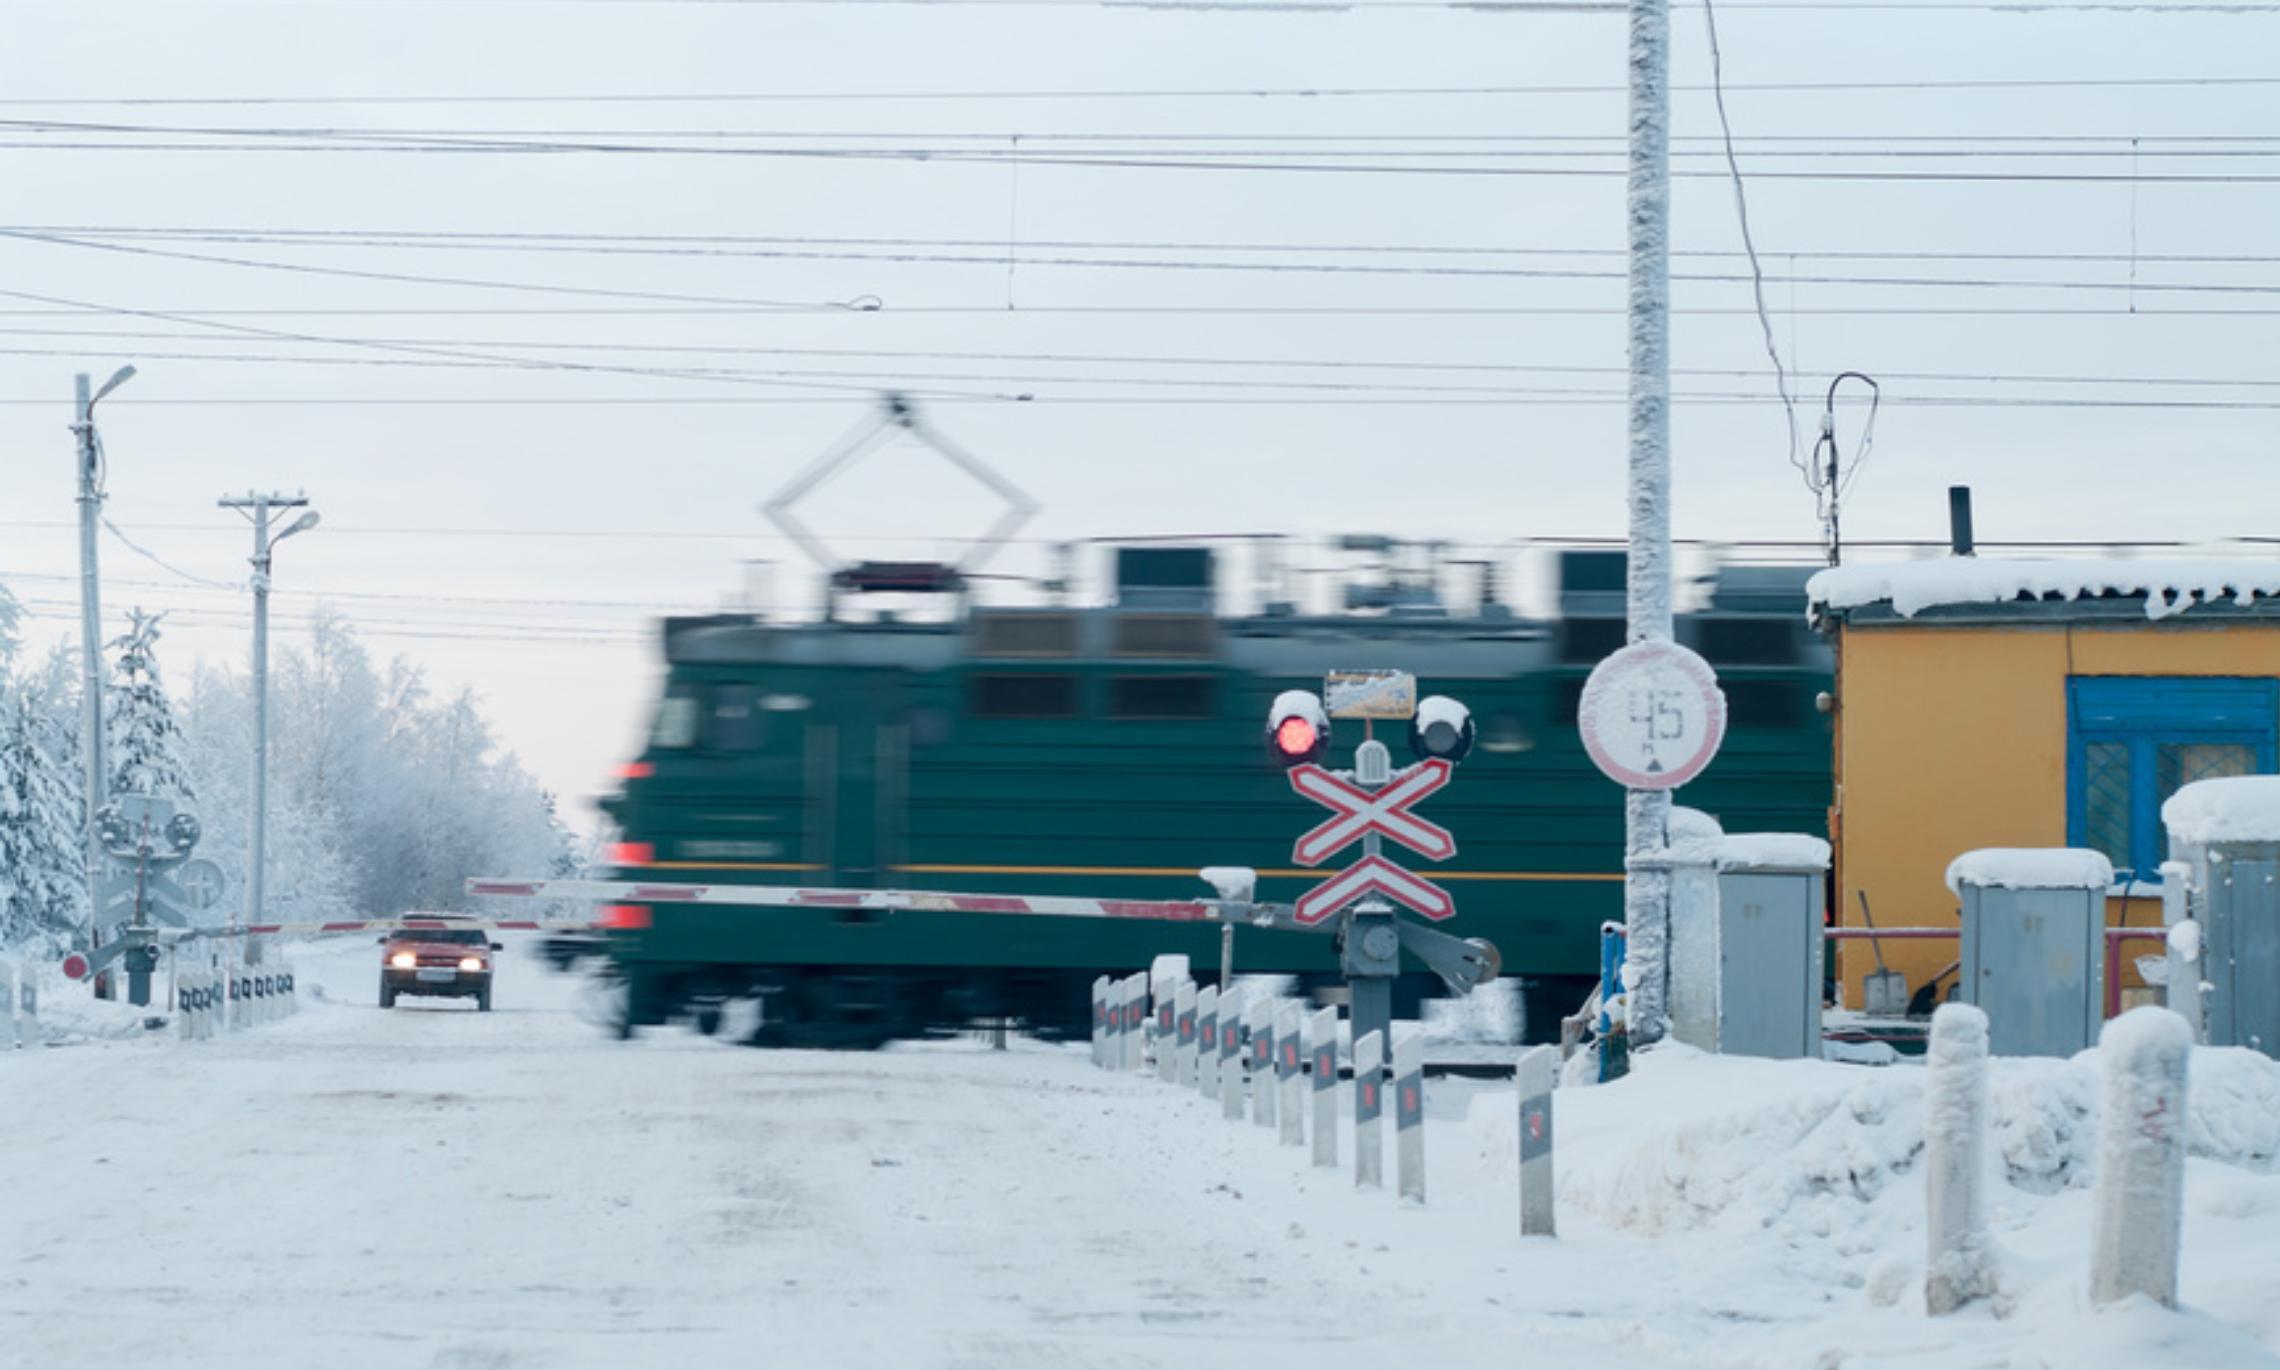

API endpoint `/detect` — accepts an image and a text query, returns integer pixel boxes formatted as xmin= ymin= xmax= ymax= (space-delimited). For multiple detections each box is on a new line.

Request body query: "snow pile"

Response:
xmin=2163 ymin=775 xmax=2280 ymax=846
xmin=1547 ymin=1043 xmax=2280 ymax=1277
xmin=1945 ymin=846 xmax=2115 ymax=895
xmin=1807 ymin=558 xmax=2280 ymax=622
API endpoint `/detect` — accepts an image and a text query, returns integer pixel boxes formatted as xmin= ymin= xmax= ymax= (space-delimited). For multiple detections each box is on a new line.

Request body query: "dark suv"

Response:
xmin=379 ymin=924 xmax=501 ymax=1011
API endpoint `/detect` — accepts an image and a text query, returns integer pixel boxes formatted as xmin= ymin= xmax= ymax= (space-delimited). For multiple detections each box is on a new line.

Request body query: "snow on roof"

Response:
xmin=1712 ymin=833 xmax=1832 ymax=872
xmin=2162 ymin=775 xmax=2280 ymax=846
xmin=1807 ymin=558 xmax=2280 ymax=622
xmin=1944 ymin=847 xmax=2116 ymax=896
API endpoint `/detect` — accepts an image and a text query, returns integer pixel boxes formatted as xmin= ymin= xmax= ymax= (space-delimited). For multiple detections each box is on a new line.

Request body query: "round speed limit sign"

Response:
xmin=1578 ymin=639 xmax=1727 ymax=791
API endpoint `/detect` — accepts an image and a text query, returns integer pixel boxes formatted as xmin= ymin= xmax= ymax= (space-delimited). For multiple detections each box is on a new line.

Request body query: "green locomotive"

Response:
xmin=595 ymin=546 xmax=1831 ymax=1046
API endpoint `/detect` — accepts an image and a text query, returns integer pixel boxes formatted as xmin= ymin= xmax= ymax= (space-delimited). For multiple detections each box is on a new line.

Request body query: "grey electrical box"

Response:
xmin=2181 ymin=841 xmax=2279 ymax=1058
xmin=1959 ymin=883 xmax=2105 ymax=1057
xmin=1714 ymin=856 xmax=1827 ymax=1059
xmin=1657 ymin=831 xmax=1828 ymax=1060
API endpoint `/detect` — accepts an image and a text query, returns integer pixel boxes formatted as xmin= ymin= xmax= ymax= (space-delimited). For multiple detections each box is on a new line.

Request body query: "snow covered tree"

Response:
xmin=105 ymin=608 xmax=195 ymax=801
xmin=0 ymin=584 xmax=89 ymax=948
xmin=0 ymin=681 xmax=90 ymax=948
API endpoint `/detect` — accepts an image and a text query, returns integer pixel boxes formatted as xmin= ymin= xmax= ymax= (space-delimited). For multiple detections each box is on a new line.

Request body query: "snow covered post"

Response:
xmin=1091 ymin=976 xmax=1109 ymax=1067
xmin=1924 ymin=1003 xmax=1994 ymax=1315
xmin=1220 ymin=988 xmax=1246 ymax=1120
xmin=1124 ymin=974 xmax=1147 ymax=1072
xmin=1517 ymin=1045 xmax=1557 ymax=1238
xmin=284 ymin=962 xmax=296 ymax=1017
xmin=1619 ymin=0 xmax=1676 ymax=1053
xmin=1 ymin=961 xmax=18 ymax=1050
xmin=1174 ymin=980 xmax=1198 ymax=1088
xmin=1196 ymin=985 xmax=1220 ymax=1099
xmin=2159 ymin=861 xmax=2206 ymax=1043
xmin=1353 ymin=1029 xmax=1384 ymax=1189
xmin=1277 ymin=1000 xmax=1305 ymax=1148
xmin=1392 ymin=1024 xmax=1426 ymax=1203
xmin=2090 ymin=1007 xmax=2193 ymax=1310
xmin=1310 ymin=1005 xmax=1339 ymax=1169
xmin=1155 ymin=978 xmax=1179 ymax=1083
xmin=1250 ymin=996 xmax=1276 ymax=1130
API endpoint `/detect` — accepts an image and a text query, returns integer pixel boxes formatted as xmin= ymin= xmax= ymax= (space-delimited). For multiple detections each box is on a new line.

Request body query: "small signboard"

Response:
xmin=1577 ymin=639 xmax=1727 ymax=791
xmin=1323 ymin=669 xmax=1417 ymax=720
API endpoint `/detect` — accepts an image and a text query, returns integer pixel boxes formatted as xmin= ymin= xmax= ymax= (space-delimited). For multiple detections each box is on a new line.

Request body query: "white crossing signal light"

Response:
xmin=1409 ymin=696 xmax=1475 ymax=765
xmin=1267 ymin=690 xmax=1331 ymax=769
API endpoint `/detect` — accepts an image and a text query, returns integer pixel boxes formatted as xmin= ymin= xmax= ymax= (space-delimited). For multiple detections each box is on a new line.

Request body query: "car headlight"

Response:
xmin=459 ymin=956 xmax=485 ymax=972
xmin=389 ymin=951 xmax=416 ymax=969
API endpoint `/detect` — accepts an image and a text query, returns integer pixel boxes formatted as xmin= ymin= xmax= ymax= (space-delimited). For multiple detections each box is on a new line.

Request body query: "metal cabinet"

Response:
xmin=1959 ymin=884 xmax=2104 ymax=1057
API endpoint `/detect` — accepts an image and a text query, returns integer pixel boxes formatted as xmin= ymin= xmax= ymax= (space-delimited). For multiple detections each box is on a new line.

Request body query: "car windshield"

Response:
xmin=394 ymin=928 xmax=487 ymax=945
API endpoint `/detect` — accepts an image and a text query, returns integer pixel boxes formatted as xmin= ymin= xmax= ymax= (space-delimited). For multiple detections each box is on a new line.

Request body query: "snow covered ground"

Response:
xmin=6 ymin=936 xmax=2278 ymax=1370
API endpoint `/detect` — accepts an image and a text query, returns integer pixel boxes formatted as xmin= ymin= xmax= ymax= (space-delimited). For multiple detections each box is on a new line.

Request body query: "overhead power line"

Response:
xmin=4 ymin=75 xmax=2278 ymax=110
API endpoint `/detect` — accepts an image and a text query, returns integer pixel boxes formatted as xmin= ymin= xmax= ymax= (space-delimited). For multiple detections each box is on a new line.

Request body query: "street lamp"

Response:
xmin=73 ymin=364 xmax=136 ymax=945
xmin=221 ymin=491 xmax=317 ymax=952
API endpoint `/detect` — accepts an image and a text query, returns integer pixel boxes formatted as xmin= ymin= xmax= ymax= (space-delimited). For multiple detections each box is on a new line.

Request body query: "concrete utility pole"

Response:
xmin=1623 ymin=0 xmax=1676 ymax=1046
xmin=220 ymin=491 xmax=318 ymax=955
xmin=71 ymin=366 xmax=136 ymax=944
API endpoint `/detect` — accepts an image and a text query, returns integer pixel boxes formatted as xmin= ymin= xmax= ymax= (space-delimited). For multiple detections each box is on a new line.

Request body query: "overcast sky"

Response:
xmin=2 ymin=0 xmax=2275 ymax=830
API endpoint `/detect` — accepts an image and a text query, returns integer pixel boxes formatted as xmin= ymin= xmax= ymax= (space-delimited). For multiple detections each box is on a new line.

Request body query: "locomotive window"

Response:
xmin=651 ymin=692 xmax=700 ymax=749
xmin=969 ymin=674 xmax=1081 ymax=719
xmin=1694 ymin=617 xmax=1797 ymax=665
xmin=1722 ymin=679 xmax=1801 ymax=728
xmin=1108 ymin=675 xmax=1215 ymax=720
xmin=1559 ymin=618 xmax=1626 ymax=664
xmin=703 ymin=684 xmax=762 ymax=752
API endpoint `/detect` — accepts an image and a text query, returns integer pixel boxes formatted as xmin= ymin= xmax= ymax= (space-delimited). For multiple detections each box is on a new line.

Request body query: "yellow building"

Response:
xmin=1809 ymin=557 xmax=2280 ymax=1012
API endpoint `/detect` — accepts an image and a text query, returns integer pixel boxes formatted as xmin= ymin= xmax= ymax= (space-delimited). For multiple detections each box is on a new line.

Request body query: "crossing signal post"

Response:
xmin=1269 ymin=672 xmax=1494 ymax=1063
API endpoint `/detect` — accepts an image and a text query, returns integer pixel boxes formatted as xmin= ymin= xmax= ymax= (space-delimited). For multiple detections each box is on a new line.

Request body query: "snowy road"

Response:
xmin=7 ymin=937 xmax=2277 ymax=1370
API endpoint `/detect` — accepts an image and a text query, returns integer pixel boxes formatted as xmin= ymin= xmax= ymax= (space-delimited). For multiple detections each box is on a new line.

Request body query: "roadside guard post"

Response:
xmin=1311 ymin=1005 xmax=1339 ymax=1168
xmin=1090 ymin=976 xmax=1109 ymax=1066
xmin=1196 ymin=986 xmax=1220 ymax=1098
xmin=1516 ymin=1045 xmax=1557 ymax=1237
xmin=1354 ymin=1029 xmax=1384 ymax=1188
xmin=1392 ymin=1024 xmax=1426 ymax=1203
xmin=1276 ymin=999 xmax=1305 ymax=1148
xmin=1250 ymin=996 xmax=1277 ymax=1129
xmin=1175 ymin=980 xmax=1199 ymax=1088
xmin=1219 ymin=988 xmax=1246 ymax=1119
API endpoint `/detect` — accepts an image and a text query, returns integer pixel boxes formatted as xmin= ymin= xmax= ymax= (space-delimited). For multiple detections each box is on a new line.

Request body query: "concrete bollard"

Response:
xmin=1219 ymin=988 xmax=1246 ymax=1120
xmin=1925 ymin=1003 xmax=1995 ymax=1315
xmin=1353 ymin=1029 xmax=1385 ymax=1189
xmin=1277 ymin=1000 xmax=1306 ymax=1148
xmin=1517 ymin=1045 xmax=1557 ymax=1237
xmin=1196 ymin=986 xmax=1220 ymax=1099
xmin=1174 ymin=980 xmax=1199 ymax=1088
xmin=1311 ymin=1005 xmax=1339 ymax=1169
xmin=1393 ymin=1024 xmax=1425 ymax=1203
xmin=1250 ymin=997 xmax=1277 ymax=1129
xmin=2090 ymin=1007 xmax=2193 ymax=1310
